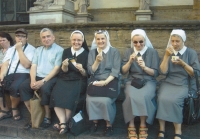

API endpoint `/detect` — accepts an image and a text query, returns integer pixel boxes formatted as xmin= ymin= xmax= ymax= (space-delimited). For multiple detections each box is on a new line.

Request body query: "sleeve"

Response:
xmin=54 ymin=49 xmax=64 ymax=67
xmin=110 ymin=48 xmax=121 ymax=78
xmin=151 ymin=50 xmax=160 ymax=78
xmin=25 ymin=45 xmax=36 ymax=62
xmin=2 ymin=47 xmax=13 ymax=63
xmin=189 ymin=49 xmax=200 ymax=74
xmin=87 ymin=50 xmax=95 ymax=75
xmin=121 ymin=48 xmax=130 ymax=67
xmin=32 ymin=48 xmax=39 ymax=65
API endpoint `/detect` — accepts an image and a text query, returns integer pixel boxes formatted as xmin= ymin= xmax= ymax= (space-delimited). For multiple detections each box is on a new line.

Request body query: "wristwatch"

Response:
xmin=42 ymin=79 xmax=46 ymax=84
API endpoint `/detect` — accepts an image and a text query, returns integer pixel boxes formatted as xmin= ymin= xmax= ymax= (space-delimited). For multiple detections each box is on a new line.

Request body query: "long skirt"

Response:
xmin=122 ymin=81 xmax=157 ymax=125
xmin=156 ymin=82 xmax=188 ymax=123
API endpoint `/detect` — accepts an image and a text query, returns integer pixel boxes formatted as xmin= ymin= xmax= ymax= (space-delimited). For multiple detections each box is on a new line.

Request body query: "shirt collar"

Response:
xmin=97 ymin=46 xmax=110 ymax=54
xmin=174 ymin=46 xmax=187 ymax=56
xmin=133 ymin=46 xmax=148 ymax=55
xmin=71 ymin=47 xmax=84 ymax=57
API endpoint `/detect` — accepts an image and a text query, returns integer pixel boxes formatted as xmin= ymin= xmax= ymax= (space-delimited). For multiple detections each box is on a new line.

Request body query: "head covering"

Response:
xmin=15 ymin=28 xmax=28 ymax=36
xmin=70 ymin=30 xmax=89 ymax=52
xmin=167 ymin=29 xmax=186 ymax=48
xmin=131 ymin=29 xmax=153 ymax=48
xmin=91 ymin=30 xmax=112 ymax=50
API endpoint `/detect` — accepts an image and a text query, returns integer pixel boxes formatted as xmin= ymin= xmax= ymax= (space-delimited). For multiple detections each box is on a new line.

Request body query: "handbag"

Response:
xmin=68 ymin=101 xmax=91 ymax=136
xmin=183 ymin=71 xmax=200 ymax=125
xmin=131 ymin=77 xmax=146 ymax=89
xmin=87 ymin=76 xmax=118 ymax=98
xmin=30 ymin=91 xmax=45 ymax=128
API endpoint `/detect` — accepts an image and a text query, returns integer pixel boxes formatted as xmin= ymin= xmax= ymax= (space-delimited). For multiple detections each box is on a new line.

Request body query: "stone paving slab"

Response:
xmin=0 ymin=95 xmax=200 ymax=139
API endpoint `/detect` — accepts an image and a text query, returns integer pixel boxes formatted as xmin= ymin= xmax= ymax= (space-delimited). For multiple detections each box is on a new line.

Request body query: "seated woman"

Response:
xmin=121 ymin=29 xmax=159 ymax=139
xmin=156 ymin=29 xmax=200 ymax=139
xmin=86 ymin=30 xmax=121 ymax=136
xmin=50 ymin=30 xmax=89 ymax=134
xmin=0 ymin=32 xmax=14 ymax=120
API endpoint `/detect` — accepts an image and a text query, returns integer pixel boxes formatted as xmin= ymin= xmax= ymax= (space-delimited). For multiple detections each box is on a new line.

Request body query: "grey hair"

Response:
xmin=40 ymin=28 xmax=54 ymax=36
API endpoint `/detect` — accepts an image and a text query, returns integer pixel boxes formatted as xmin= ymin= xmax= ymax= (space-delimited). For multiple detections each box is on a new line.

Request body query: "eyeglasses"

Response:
xmin=133 ymin=41 xmax=144 ymax=44
xmin=15 ymin=35 xmax=26 ymax=38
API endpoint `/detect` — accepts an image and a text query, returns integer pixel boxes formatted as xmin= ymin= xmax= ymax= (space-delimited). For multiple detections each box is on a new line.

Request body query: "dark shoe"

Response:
xmin=12 ymin=108 xmax=22 ymax=121
xmin=39 ymin=117 xmax=51 ymax=128
xmin=174 ymin=134 xmax=182 ymax=139
xmin=0 ymin=110 xmax=12 ymax=121
xmin=59 ymin=123 xmax=68 ymax=135
xmin=157 ymin=131 xmax=166 ymax=139
xmin=24 ymin=121 xmax=32 ymax=129
xmin=103 ymin=126 xmax=113 ymax=136
xmin=90 ymin=122 xmax=98 ymax=133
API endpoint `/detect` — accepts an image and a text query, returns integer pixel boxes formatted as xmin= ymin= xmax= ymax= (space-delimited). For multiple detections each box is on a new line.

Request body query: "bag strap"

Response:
xmin=2 ymin=43 xmax=28 ymax=107
xmin=6 ymin=43 xmax=28 ymax=76
xmin=34 ymin=91 xmax=41 ymax=101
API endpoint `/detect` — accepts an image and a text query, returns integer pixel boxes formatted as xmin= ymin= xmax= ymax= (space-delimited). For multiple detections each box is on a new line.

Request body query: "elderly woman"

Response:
xmin=50 ymin=30 xmax=89 ymax=134
xmin=121 ymin=29 xmax=159 ymax=139
xmin=86 ymin=30 xmax=121 ymax=136
xmin=156 ymin=29 xmax=200 ymax=139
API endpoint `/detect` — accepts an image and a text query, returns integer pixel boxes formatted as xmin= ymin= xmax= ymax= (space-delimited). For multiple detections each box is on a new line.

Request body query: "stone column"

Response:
xmin=189 ymin=0 xmax=200 ymax=19
xmin=28 ymin=0 xmax=76 ymax=24
xmin=135 ymin=0 xmax=153 ymax=21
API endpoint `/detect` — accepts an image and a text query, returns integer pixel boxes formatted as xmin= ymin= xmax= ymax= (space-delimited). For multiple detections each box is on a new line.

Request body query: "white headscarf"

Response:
xmin=131 ymin=29 xmax=153 ymax=48
xmin=91 ymin=30 xmax=112 ymax=50
xmin=70 ymin=30 xmax=84 ymax=41
xmin=167 ymin=29 xmax=186 ymax=48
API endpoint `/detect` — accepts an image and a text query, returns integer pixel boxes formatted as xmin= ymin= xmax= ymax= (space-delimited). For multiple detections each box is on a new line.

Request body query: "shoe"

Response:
xmin=103 ymin=126 xmax=113 ymax=136
xmin=24 ymin=121 xmax=32 ymax=129
xmin=59 ymin=123 xmax=68 ymax=135
xmin=53 ymin=123 xmax=60 ymax=131
xmin=90 ymin=122 xmax=98 ymax=133
xmin=39 ymin=117 xmax=51 ymax=128
xmin=174 ymin=134 xmax=182 ymax=139
xmin=11 ymin=108 xmax=22 ymax=121
xmin=128 ymin=127 xmax=138 ymax=139
xmin=0 ymin=110 xmax=12 ymax=121
xmin=139 ymin=127 xmax=148 ymax=139
xmin=156 ymin=131 xmax=166 ymax=139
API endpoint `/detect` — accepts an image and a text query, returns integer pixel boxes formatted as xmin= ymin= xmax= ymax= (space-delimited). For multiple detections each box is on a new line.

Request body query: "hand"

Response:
xmin=0 ymin=75 xmax=4 ymax=86
xmin=31 ymin=80 xmax=44 ymax=90
xmin=137 ymin=59 xmax=146 ymax=69
xmin=96 ymin=53 xmax=103 ymax=63
xmin=30 ymin=80 xmax=37 ymax=90
xmin=171 ymin=58 xmax=184 ymax=66
xmin=62 ymin=59 xmax=69 ymax=67
xmin=15 ymin=41 xmax=23 ymax=51
xmin=128 ymin=53 xmax=137 ymax=64
xmin=165 ymin=46 xmax=174 ymax=56
xmin=75 ymin=63 xmax=83 ymax=70
xmin=93 ymin=80 xmax=105 ymax=86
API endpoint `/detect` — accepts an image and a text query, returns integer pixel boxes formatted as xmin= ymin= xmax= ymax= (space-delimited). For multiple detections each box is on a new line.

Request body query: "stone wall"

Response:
xmin=0 ymin=20 xmax=200 ymax=60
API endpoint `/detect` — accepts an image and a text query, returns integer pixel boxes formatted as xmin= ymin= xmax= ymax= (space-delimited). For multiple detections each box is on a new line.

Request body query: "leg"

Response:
xmin=103 ymin=120 xmax=113 ymax=136
xmin=158 ymin=119 xmax=166 ymax=138
xmin=0 ymin=97 xmax=11 ymax=120
xmin=10 ymin=96 xmax=21 ymax=120
xmin=44 ymin=105 xmax=51 ymax=119
xmin=128 ymin=118 xmax=138 ymax=139
xmin=139 ymin=116 xmax=148 ymax=139
xmin=173 ymin=123 xmax=182 ymax=139
xmin=24 ymin=100 xmax=30 ymax=113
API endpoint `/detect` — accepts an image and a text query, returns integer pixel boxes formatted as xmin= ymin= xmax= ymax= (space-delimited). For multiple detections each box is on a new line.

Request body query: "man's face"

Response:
xmin=40 ymin=30 xmax=55 ymax=47
xmin=15 ymin=33 xmax=27 ymax=46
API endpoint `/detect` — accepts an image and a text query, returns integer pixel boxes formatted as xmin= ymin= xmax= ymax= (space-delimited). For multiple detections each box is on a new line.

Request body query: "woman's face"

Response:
xmin=132 ymin=35 xmax=145 ymax=51
xmin=71 ymin=33 xmax=83 ymax=51
xmin=0 ymin=37 xmax=10 ymax=48
xmin=95 ymin=33 xmax=107 ymax=50
xmin=171 ymin=36 xmax=184 ymax=51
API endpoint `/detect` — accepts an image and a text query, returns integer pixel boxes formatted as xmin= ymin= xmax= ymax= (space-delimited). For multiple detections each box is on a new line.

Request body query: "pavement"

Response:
xmin=0 ymin=86 xmax=199 ymax=139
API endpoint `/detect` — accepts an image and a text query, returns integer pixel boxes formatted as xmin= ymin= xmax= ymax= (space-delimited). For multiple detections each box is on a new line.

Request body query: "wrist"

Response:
xmin=182 ymin=63 xmax=186 ymax=68
xmin=42 ymin=79 xmax=46 ymax=84
xmin=142 ymin=66 xmax=146 ymax=71
xmin=104 ymin=81 xmax=107 ymax=86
